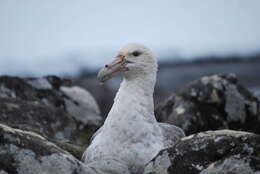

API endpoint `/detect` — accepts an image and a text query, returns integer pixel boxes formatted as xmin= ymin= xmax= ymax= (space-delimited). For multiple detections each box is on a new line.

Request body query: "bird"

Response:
xmin=82 ymin=43 xmax=184 ymax=174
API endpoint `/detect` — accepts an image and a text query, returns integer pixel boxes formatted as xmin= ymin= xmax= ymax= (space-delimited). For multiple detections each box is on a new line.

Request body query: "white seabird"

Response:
xmin=83 ymin=43 xmax=184 ymax=174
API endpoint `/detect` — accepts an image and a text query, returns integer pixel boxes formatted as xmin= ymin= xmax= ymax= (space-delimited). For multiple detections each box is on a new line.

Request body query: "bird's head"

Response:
xmin=97 ymin=43 xmax=157 ymax=83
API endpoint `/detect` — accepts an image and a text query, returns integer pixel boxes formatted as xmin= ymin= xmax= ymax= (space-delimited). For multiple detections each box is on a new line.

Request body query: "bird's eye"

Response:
xmin=132 ymin=51 xmax=141 ymax=57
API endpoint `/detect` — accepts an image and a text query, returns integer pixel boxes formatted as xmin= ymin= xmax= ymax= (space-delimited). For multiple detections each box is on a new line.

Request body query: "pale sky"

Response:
xmin=0 ymin=0 xmax=260 ymax=75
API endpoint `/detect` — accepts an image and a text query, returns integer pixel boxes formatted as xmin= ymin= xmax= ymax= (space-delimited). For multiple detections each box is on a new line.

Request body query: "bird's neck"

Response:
xmin=107 ymin=72 xmax=157 ymax=122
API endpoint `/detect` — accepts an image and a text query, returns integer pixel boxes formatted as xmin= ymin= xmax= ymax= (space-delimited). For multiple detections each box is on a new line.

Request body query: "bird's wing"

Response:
xmin=158 ymin=122 xmax=185 ymax=148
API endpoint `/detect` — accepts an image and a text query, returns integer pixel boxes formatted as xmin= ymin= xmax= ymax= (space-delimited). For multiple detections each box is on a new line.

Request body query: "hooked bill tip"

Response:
xmin=97 ymin=67 xmax=109 ymax=83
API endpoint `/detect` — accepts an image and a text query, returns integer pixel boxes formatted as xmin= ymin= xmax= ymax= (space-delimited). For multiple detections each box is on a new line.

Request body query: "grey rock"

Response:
xmin=60 ymin=86 xmax=102 ymax=128
xmin=200 ymin=156 xmax=260 ymax=174
xmin=225 ymin=84 xmax=246 ymax=123
xmin=144 ymin=130 xmax=260 ymax=174
xmin=156 ymin=74 xmax=260 ymax=135
xmin=0 ymin=75 xmax=102 ymax=146
xmin=73 ymin=75 xmax=116 ymax=117
xmin=0 ymin=123 xmax=99 ymax=174
xmin=0 ymin=97 xmax=77 ymax=142
xmin=26 ymin=77 xmax=53 ymax=89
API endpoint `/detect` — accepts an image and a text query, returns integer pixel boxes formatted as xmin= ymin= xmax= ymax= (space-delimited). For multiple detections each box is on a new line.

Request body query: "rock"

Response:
xmin=0 ymin=123 xmax=101 ymax=174
xmin=60 ymin=86 xmax=101 ymax=127
xmin=0 ymin=97 xmax=77 ymax=143
xmin=0 ymin=75 xmax=102 ymax=146
xmin=144 ymin=130 xmax=260 ymax=174
xmin=156 ymin=74 xmax=260 ymax=135
xmin=200 ymin=156 xmax=260 ymax=174
xmin=73 ymin=75 xmax=116 ymax=117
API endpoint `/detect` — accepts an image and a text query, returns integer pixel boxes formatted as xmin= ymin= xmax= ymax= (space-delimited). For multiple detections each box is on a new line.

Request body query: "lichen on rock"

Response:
xmin=0 ymin=123 xmax=97 ymax=174
xmin=144 ymin=130 xmax=260 ymax=174
xmin=0 ymin=75 xmax=103 ymax=146
xmin=155 ymin=74 xmax=260 ymax=135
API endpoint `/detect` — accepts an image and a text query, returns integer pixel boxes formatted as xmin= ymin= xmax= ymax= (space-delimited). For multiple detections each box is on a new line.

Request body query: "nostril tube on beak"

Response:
xmin=97 ymin=56 xmax=126 ymax=83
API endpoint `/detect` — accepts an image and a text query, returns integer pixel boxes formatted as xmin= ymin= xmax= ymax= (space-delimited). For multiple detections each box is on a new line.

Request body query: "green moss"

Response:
xmin=54 ymin=140 xmax=86 ymax=160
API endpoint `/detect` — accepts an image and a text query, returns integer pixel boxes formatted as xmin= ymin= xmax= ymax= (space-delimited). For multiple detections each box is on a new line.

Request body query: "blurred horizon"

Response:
xmin=1 ymin=0 xmax=260 ymax=76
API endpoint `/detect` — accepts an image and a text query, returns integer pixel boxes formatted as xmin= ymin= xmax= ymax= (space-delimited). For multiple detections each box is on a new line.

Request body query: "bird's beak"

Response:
xmin=97 ymin=56 xmax=128 ymax=83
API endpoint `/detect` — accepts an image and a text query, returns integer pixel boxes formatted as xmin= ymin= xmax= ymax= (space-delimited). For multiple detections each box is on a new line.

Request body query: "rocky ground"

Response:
xmin=0 ymin=74 xmax=259 ymax=174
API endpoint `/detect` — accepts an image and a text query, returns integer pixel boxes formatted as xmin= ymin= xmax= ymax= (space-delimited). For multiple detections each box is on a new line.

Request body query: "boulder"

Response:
xmin=156 ymin=74 xmax=260 ymax=135
xmin=0 ymin=75 xmax=102 ymax=146
xmin=144 ymin=130 xmax=260 ymax=174
xmin=0 ymin=123 xmax=104 ymax=174
xmin=73 ymin=75 xmax=116 ymax=117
